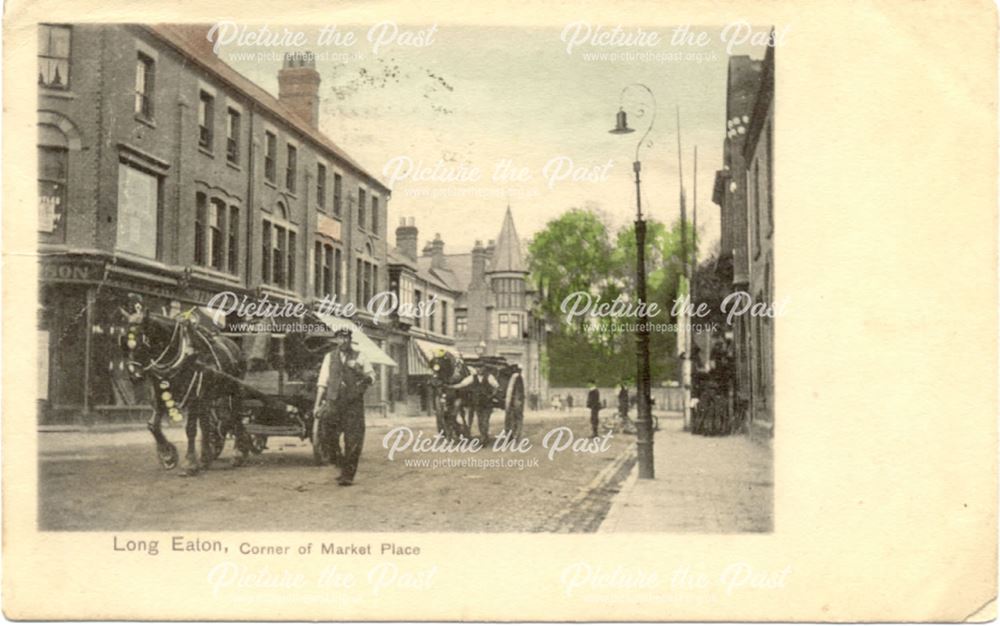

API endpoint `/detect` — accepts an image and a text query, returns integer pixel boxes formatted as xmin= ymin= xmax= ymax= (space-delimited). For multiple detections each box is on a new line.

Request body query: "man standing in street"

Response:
xmin=618 ymin=380 xmax=636 ymax=434
xmin=314 ymin=333 xmax=374 ymax=486
xmin=586 ymin=380 xmax=601 ymax=438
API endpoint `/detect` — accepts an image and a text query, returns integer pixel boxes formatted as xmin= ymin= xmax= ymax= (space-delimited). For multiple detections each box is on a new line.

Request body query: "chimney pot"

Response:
xmin=278 ymin=51 xmax=321 ymax=127
xmin=395 ymin=217 xmax=419 ymax=261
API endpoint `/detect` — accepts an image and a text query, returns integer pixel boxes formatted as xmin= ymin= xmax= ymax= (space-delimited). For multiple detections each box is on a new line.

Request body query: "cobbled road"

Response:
xmin=39 ymin=411 xmax=641 ymax=532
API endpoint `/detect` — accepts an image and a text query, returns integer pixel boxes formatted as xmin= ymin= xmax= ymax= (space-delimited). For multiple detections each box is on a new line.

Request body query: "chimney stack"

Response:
xmin=396 ymin=217 xmax=418 ymax=261
xmin=278 ymin=51 xmax=321 ymax=127
xmin=430 ymin=233 xmax=446 ymax=270
xmin=470 ymin=240 xmax=487 ymax=289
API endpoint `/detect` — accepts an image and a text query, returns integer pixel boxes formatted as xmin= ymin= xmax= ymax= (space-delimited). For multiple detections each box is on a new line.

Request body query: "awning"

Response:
xmin=408 ymin=338 xmax=462 ymax=377
xmin=408 ymin=341 xmax=432 ymax=376
xmin=315 ymin=313 xmax=398 ymax=367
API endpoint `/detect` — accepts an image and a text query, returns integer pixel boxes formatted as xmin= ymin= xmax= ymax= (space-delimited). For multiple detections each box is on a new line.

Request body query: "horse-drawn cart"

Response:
xmin=427 ymin=351 xmax=526 ymax=442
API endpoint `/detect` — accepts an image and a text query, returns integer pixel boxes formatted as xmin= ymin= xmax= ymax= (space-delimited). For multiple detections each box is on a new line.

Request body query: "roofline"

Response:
xmin=141 ymin=25 xmax=391 ymax=195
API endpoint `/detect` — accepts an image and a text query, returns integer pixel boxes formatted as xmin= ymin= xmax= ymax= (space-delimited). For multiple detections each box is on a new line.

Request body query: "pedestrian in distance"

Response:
xmin=586 ymin=380 xmax=601 ymax=438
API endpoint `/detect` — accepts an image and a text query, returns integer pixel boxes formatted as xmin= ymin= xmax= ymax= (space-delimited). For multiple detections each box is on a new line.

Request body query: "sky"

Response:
xmin=219 ymin=23 xmax=770 ymax=261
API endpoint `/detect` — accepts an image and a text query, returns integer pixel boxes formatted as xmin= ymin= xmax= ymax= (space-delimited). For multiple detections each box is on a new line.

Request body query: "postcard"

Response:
xmin=3 ymin=0 xmax=996 ymax=620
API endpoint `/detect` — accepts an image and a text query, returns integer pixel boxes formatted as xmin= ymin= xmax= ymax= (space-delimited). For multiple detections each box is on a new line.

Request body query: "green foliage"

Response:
xmin=528 ymin=207 xmax=697 ymax=387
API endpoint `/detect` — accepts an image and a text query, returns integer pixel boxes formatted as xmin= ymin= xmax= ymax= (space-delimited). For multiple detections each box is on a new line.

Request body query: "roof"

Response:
xmin=415 ymin=256 xmax=463 ymax=292
xmin=145 ymin=24 xmax=390 ymax=194
xmin=490 ymin=206 xmax=526 ymax=273
xmin=387 ymin=247 xmax=418 ymax=270
xmin=440 ymin=252 xmax=473 ymax=290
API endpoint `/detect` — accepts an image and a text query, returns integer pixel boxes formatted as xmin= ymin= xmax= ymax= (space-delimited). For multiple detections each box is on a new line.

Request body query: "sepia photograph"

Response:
xmin=36 ymin=21 xmax=775 ymax=533
xmin=7 ymin=1 xmax=996 ymax=621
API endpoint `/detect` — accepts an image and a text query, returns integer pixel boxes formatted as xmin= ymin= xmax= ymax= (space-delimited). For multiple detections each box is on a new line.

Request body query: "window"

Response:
xmin=358 ymin=188 xmax=366 ymax=228
xmin=456 ymin=315 xmax=467 ymax=335
xmin=226 ymin=108 xmax=241 ymax=163
xmin=198 ymin=91 xmax=214 ymax=149
xmin=134 ymin=53 xmax=154 ymax=118
xmin=195 ymin=194 xmax=239 ymax=274
xmin=335 ymin=248 xmax=342 ymax=296
xmin=228 ymin=206 xmax=239 ymax=273
xmin=264 ymin=132 xmax=276 ymax=183
xmin=317 ymin=164 xmax=327 ymax=209
xmin=324 ymin=245 xmax=334 ymax=297
xmin=262 ymin=221 xmax=272 ymax=283
xmin=194 ymin=192 xmax=206 ymax=265
xmin=414 ymin=289 xmax=422 ymax=329
xmin=371 ymin=196 xmax=379 ymax=232
xmin=440 ymin=300 xmax=447 ymax=335
xmin=261 ymin=218 xmax=297 ymax=290
xmin=38 ymin=144 xmax=68 ymax=239
xmin=333 ymin=173 xmax=342 ymax=217
xmin=314 ymin=241 xmax=337 ymax=298
xmin=314 ymin=241 xmax=323 ymax=297
xmin=498 ymin=313 xmax=522 ymax=339
xmin=38 ymin=25 xmax=71 ymax=89
xmin=495 ymin=277 xmax=524 ymax=308
xmin=209 ymin=198 xmax=225 ymax=270
xmin=356 ymin=259 xmax=364 ymax=304
xmin=286 ymin=144 xmax=297 ymax=192
xmin=362 ymin=261 xmax=373 ymax=304
xmin=116 ymin=162 xmax=159 ymax=258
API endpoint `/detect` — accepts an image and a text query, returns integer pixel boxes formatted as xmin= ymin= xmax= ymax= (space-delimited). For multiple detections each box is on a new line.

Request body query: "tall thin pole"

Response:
xmin=676 ymin=107 xmax=689 ymax=426
xmin=691 ymin=146 xmax=698 ymax=381
xmin=634 ymin=160 xmax=654 ymax=479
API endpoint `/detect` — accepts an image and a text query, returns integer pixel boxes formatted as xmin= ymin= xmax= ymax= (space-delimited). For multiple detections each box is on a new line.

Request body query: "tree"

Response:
xmin=528 ymin=207 xmax=698 ymax=387
xmin=527 ymin=208 xmax=614 ymax=328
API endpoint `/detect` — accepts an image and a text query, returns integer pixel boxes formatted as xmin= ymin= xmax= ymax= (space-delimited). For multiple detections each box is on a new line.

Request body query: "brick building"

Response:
xmin=386 ymin=208 xmax=548 ymax=415
xmin=711 ymin=46 xmax=774 ymax=435
xmin=743 ymin=45 xmax=775 ymax=433
xmin=37 ymin=24 xmax=394 ymax=423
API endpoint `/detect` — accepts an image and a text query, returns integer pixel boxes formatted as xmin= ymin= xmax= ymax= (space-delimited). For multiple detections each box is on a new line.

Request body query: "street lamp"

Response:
xmin=609 ymin=83 xmax=657 ymax=480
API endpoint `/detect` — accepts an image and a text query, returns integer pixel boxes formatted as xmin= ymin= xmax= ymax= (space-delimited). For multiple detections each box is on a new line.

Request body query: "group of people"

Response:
xmin=586 ymin=381 xmax=636 ymax=438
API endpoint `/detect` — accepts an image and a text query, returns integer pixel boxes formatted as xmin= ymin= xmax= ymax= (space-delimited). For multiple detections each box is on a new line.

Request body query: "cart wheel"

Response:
xmin=503 ymin=373 xmax=525 ymax=441
xmin=312 ymin=416 xmax=333 ymax=466
xmin=158 ymin=442 xmax=179 ymax=470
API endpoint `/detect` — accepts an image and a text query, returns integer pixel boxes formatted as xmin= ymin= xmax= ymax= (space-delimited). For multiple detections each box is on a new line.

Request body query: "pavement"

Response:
xmin=598 ymin=415 xmax=773 ymax=533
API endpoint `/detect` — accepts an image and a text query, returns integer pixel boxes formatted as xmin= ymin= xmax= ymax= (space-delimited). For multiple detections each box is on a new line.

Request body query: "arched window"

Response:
xmin=38 ymin=124 xmax=68 ymax=241
xmin=262 ymin=201 xmax=297 ymax=290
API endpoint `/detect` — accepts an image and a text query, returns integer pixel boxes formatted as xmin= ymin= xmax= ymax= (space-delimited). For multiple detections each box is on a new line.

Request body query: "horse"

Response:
xmin=427 ymin=350 xmax=474 ymax=440
xmin=121 ymin=298 xmax=253 ymax=475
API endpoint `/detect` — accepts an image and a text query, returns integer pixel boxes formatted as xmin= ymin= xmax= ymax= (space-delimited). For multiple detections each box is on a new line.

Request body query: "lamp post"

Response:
xmin=609 ymin=84 xmax=657 ymax=480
